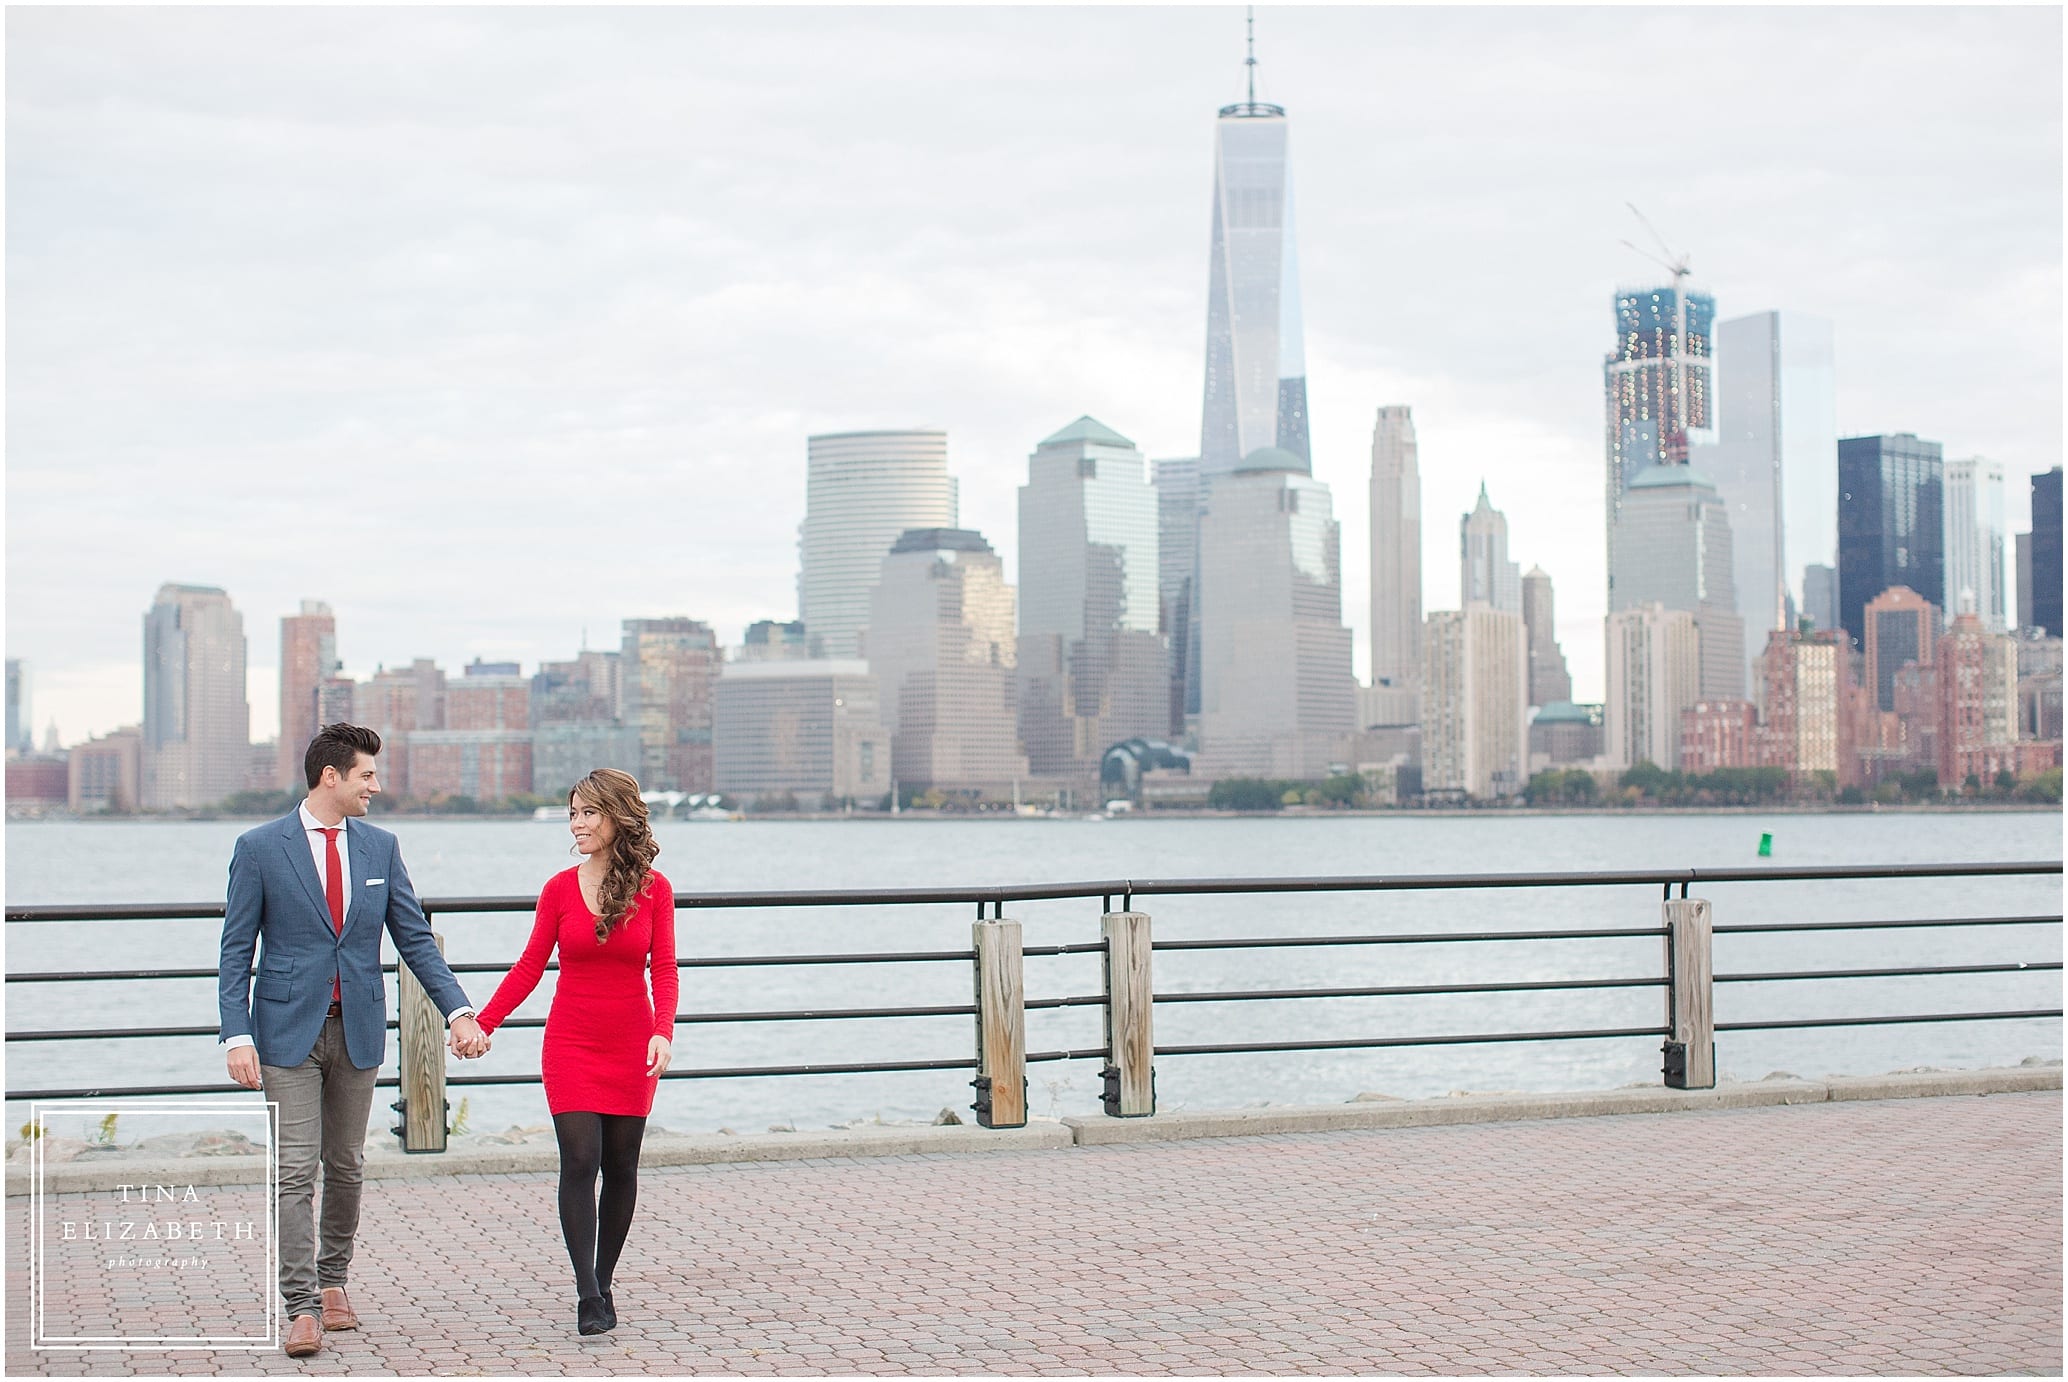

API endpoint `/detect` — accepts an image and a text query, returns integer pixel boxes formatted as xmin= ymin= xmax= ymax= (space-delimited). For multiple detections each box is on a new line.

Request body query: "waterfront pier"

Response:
xmin=6 ymin=1080 xmax=2060 ymax=1375
xmin=7 ymin=859 xmax=2059 ymax=1372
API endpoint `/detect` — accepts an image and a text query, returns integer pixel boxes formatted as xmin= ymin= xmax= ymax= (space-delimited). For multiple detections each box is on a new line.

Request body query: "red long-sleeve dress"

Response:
xmin=476 ymin=867 xmax=678 ymax=1117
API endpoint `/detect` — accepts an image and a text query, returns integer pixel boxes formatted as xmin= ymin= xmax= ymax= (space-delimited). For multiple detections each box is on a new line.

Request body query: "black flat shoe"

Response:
xmin=600 ymin=1290 xmax=617 ymax=1331
xmin=577 ymin=1294 xmax=610 ymax=1335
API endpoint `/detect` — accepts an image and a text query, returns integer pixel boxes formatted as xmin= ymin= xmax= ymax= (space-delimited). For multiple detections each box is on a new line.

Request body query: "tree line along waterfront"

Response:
xmin=56 ymin=760 xmax=2068 ymax=822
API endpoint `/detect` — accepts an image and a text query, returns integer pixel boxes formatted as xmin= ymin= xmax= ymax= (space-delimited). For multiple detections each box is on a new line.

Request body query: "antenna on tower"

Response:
xmin=1246 ymin=5 xmax=1257 ymax=105
xmin=1218 ymin=5 xmax=1283 ymax=119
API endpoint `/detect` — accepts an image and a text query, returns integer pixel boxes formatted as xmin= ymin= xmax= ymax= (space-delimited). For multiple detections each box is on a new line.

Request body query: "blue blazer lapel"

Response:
xmin=342 ymin=823 xmax=374 ymax=938
xmin=274 ymin=813 xmax=331 ymax=928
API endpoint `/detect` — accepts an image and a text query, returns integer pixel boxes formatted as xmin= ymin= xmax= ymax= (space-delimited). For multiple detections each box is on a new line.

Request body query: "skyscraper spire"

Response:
xmin=1462 ymin=488 xmax=1521 ymax=614
xmin=1246 ymin=5 xmax=1257 ymax=106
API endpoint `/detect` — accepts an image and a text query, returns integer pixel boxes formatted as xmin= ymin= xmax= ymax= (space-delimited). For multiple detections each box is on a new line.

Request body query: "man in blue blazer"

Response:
xmin=218 ymin=722 xmax=489 ymax=1358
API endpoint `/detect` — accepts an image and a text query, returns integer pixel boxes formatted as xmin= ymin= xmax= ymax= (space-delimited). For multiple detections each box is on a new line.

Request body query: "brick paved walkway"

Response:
xmin=8 ymin=1092 xmax=2060 ymax=1375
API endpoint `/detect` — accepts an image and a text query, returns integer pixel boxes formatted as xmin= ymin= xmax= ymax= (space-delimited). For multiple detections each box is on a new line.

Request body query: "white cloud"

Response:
xmin=7 ymin=5 xmax=2060 ymax=735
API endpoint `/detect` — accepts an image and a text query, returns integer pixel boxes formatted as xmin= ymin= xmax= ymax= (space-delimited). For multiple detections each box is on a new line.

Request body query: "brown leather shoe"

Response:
xmin=320 ymin=1286 xmax=358 ymax=1331
xmin=283 ymin=1313 xmax=323 ymax=1357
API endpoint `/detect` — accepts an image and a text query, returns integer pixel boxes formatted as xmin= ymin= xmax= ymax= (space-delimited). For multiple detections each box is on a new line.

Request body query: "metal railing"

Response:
xmin=6 ymin=860 xmax=2060 ymax=1148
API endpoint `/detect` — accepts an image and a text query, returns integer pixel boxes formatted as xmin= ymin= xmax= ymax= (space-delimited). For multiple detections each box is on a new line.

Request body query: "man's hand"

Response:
xmin=227 ymin=1046 xmax=263 ymax=1091
xmin=448 ymin=1013 xmax=490 ymax=1060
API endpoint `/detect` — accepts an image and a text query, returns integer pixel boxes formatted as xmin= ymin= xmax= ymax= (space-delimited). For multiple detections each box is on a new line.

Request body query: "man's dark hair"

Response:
xmin=305 ymin=723 xmax=383 ymax=789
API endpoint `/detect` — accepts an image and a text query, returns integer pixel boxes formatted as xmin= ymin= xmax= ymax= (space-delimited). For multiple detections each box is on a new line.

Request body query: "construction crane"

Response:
xmin=1619 ymin=203 xmax=1696 ymax=462
xmin=1621 ymin=201 xmax=1691 ymax=286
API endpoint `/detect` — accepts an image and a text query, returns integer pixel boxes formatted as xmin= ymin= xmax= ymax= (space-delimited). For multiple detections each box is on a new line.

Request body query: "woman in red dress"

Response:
xmin=476 ymin=768 xmax=677 ymax=1335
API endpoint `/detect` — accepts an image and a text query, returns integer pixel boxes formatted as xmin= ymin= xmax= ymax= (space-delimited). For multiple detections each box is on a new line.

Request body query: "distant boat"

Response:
xmin=532 ymin=806 xmax=563 ymax=822
xmin=687 ymin=805 xmax=739 ymax=822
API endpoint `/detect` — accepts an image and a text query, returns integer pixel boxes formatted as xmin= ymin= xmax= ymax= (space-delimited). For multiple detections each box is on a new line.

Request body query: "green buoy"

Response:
xmin=1757 ymin=832 xmax=1773 ymax=858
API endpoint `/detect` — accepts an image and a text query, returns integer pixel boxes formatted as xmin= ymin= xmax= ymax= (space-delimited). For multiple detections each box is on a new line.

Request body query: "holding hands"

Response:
xmin=449 ymin=1012 xmax=492 ymax=1060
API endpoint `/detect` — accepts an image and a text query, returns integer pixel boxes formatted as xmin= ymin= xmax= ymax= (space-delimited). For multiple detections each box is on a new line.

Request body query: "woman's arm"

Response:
xmin=648 ymin=874 xmax=678 ymax=1042
xmin=475 ymin=881 xmax=562 ymax=1034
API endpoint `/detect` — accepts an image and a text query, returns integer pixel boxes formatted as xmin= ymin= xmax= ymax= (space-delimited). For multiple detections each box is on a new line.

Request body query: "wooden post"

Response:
xmin=972 ymin=917 xmax=1026 ymax=1128
xmin=1663 ymin=899 xmax=1714 ymax=1090
xmin=394 ymin=932 xmax=450 ymax=1153
xmin=1101 ymin=911 xmax=1155 ymax=1117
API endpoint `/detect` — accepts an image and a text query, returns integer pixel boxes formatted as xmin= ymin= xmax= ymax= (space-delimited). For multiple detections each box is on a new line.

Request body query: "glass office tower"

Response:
xmin=1194 ymin=451 xmax=1355 ymax=779
xmin=1692 ymin=310 xmax=1838 ymax=686
xmin=1802 ymin=564 xmax=1839 ymax=634
xmin=142 ymin=584 xmax=251 ymax=810
xmin=1368 ymin=406 xmax=1423 ymax=701
xmin=1943 ymin=456 xmax=2008 ymax=631
xmin=798 ymin=430 xmax=959 ymax=661
xmin=1200 ymin=99 xmax=1308 ymax=477
xmin=1604 ymin=284 xmax=1717 ymax=598
xmin=1186 ymin=49 xmax=1312 ymax=726
xmin=1017 ymin=417 xmax=1167 ymax=782
xmin=1837 ymin=433 xmax=1944 ymax=650
xmin=1611 ymin=467 xmax=1745 ymax=701
xmin=2032 ymin=467 xmax=2063 ymax=638
xmin=1153 ymin=456 xmax=1201 ymax=736
xmin=867 ymin=528 xmax=1026 ymax=797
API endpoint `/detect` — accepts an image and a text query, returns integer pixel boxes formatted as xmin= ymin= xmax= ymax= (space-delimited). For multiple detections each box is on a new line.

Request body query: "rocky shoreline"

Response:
xmin=5 ymin=1126 xmax=266 ymax=1165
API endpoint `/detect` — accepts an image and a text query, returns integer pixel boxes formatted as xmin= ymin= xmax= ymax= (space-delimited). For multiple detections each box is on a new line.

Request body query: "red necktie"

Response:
xmin=320 ymin=827 xmax=344 ymax=1005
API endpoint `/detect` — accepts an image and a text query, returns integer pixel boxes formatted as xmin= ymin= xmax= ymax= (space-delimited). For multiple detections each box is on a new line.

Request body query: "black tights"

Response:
xmin=552 ymin=1112 xmax=647 ymax=1298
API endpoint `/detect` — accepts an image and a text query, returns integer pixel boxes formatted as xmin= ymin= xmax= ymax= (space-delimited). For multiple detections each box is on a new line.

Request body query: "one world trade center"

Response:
xmin=1199 ymin=34 xmax=1308 ymax=474
xmin=1176 ymin=19 xmax=1311 ymax=721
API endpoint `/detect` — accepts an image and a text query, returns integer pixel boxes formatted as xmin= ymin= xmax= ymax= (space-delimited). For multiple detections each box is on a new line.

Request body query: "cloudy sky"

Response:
xmin=8 ymin=5 xmax=2061 ymax=744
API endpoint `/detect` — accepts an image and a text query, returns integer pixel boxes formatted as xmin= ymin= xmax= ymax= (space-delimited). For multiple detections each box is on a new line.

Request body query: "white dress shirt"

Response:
xmin=222 ymin=802 xmax=474 ymax=1050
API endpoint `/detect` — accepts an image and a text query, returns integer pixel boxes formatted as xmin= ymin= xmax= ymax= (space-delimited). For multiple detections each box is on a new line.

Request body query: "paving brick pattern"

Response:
xmin=8 ymin=1092 xmax=2060 ymax=1375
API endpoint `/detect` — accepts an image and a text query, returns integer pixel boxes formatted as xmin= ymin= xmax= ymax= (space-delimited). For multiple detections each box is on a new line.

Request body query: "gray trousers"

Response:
xmin=263 ymin=1014 xmax=378 ymax=1322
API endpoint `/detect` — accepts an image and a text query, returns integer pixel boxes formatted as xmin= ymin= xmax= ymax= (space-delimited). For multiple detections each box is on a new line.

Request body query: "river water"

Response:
xmin=5 ymin=811 xmax=2061 ymax=1141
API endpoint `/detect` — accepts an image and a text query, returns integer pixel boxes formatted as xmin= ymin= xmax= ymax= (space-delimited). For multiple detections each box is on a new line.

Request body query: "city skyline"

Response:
xmin=14 ymin=449 xmax=2056 ymax=813
xmin=8 ymin=7 xmax=2060 ymax=744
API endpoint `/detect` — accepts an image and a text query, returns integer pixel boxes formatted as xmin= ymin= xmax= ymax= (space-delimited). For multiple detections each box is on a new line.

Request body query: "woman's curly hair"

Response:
xmin=570 ymin=768 xmax=660 ymax=943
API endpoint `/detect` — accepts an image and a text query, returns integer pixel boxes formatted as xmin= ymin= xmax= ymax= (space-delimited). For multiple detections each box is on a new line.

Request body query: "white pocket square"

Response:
xmin=365 ymin=878 xmax=385 ymax=885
